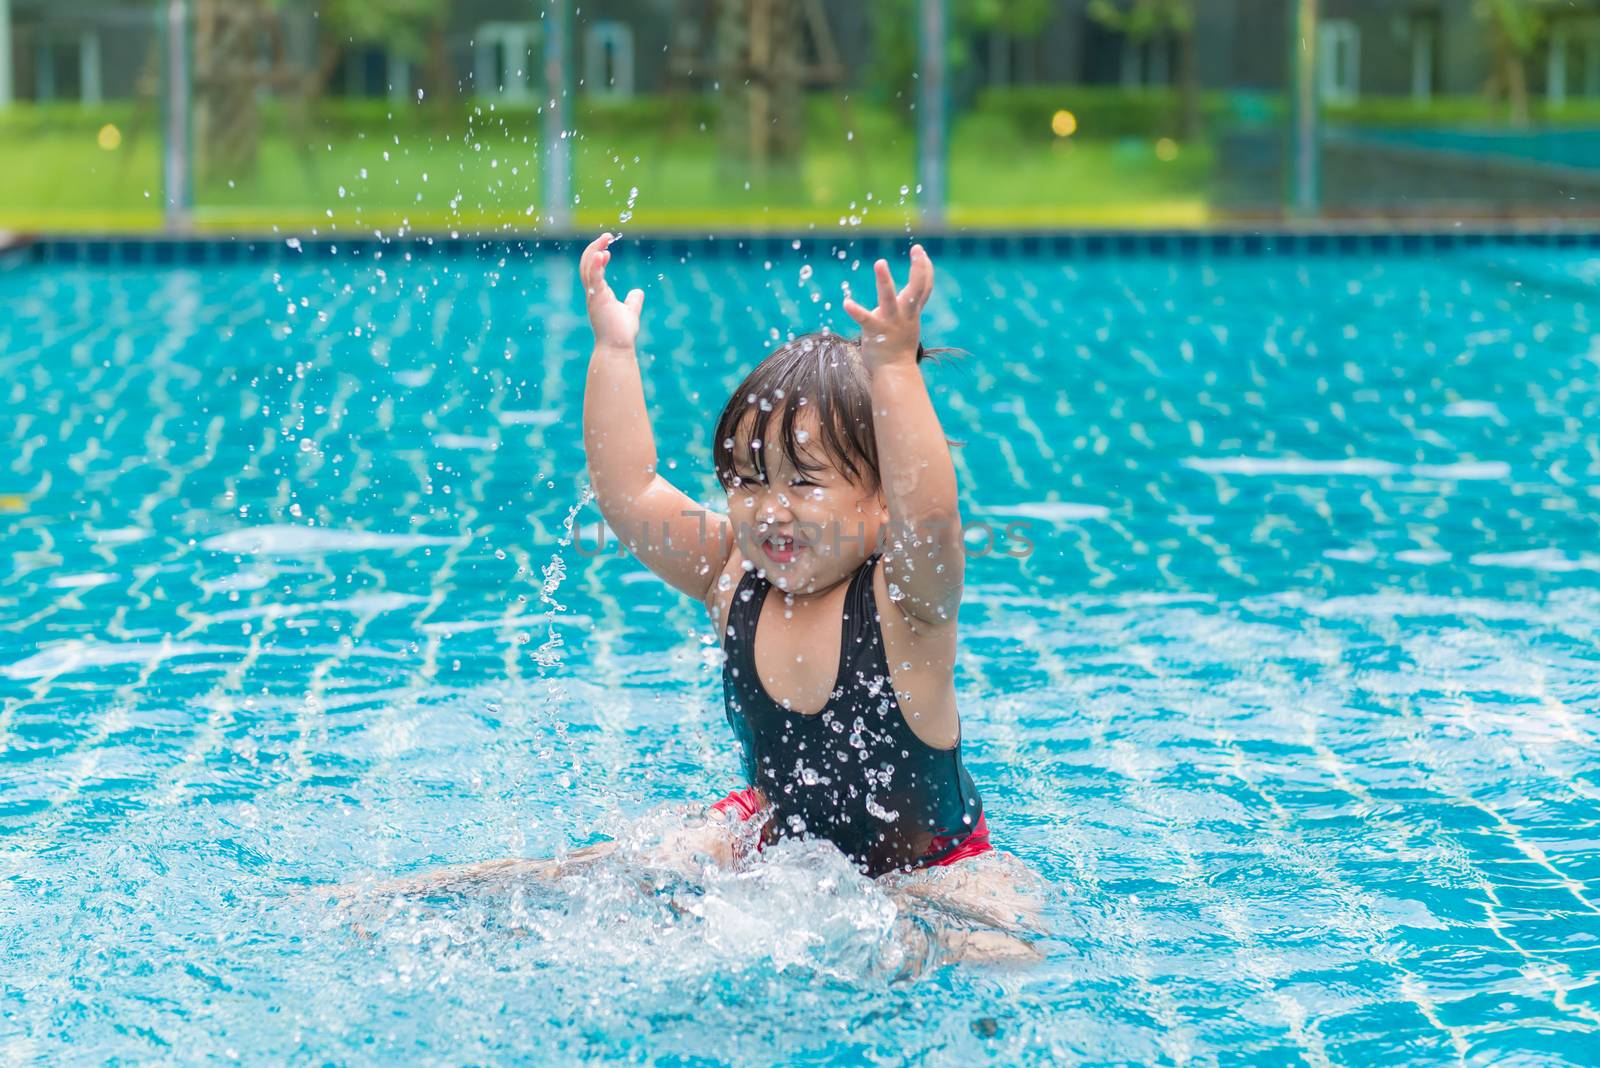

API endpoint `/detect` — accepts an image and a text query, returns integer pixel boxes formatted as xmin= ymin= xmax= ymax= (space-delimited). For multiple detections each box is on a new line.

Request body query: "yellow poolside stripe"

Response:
xmin=947 ymin=201 xmax=1213 ymax=228
xmin=2 ymin=201 xmax=1216 ymax=234
xmin=0 ymin=209 xmax=166 ymax=231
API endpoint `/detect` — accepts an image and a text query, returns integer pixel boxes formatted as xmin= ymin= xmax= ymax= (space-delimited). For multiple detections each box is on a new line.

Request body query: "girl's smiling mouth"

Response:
xmin=761 ymin=533 xmax=800 ymax=564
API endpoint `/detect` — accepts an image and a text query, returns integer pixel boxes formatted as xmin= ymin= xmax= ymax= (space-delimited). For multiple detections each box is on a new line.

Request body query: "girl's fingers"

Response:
xmin=901 ymin=244 xmax=934 ymax=308
xmin=624 ymin=288 xmax=645 ymax=316
xmin=874 ymin=259 xmax=898 ymax=310
xmin=580 ymin=233 xmax=614 ymax=292
xmin=841 ymin=297 xmax=871 ymax=326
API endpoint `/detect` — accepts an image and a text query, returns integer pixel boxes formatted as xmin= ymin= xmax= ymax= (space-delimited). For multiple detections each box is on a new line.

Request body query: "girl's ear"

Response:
xmin=854 ymin=488 xmax=888 ymax=516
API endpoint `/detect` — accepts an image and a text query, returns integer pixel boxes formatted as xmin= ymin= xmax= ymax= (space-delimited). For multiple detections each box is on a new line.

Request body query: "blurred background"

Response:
xmin=2 ymin=0 xmax=1599 ymax=233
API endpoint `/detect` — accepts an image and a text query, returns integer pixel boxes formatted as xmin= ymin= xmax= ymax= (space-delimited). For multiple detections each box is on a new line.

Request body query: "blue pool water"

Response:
xmin=2 ymin=239 xmax=1599 ymax=1064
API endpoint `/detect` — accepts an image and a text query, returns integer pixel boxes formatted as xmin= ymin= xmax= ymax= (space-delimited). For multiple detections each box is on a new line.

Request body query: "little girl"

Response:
xmin=576 ymin=233 xmax=1038 ymax=956
xmin=349 ymin=235 xmax=1039 ymax=965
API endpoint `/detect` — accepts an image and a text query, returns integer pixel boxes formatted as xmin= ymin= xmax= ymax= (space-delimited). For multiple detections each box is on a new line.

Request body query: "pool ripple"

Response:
xmin=1 ymin=245 xmax=1598 ymax=1064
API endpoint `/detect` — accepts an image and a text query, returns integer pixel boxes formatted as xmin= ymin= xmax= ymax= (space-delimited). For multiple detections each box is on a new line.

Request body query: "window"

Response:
xmin=1120 ymin=35 xmax=1175 ymax=89
xmin=584 ymin=21 xmax=634 ymax=98
xmin=1587 ymin=18 xmax=1600 ymax=96
xmin=341 ymin=48 xmax=388 ymax=99
xmin=1319 ymin=20 xmax=1360 ymax=105
xmin=1550 ymin=16 xmax=1600 ymax=104
xmin=474 ymin=22 xmax=539 ymax=102
xmin=387 ymin=52 xmax=412 ymax=103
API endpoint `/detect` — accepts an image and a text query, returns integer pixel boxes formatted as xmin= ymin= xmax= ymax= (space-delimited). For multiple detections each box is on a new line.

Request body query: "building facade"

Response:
xmin=4 ymin=1 xmax=1600 ymax=110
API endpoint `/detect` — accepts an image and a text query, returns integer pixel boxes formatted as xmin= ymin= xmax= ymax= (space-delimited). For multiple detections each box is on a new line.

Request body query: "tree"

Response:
xmin=193 ymin=0 xmax=280 ymax=180
xmin=713 ymin=0 xmax=807 ymax=178
xmin=867 ymin=0 xmax=1058 ymax=108
xmin=307 ymin=0 xmax=452 ymax=105
xmin=193 ymin=0 xmax=453 ymax=184
xmin=1477 ymin=0 xmax=1555 ymax=126
xmin=1088 ymin=0 xmax=1200 ymax=140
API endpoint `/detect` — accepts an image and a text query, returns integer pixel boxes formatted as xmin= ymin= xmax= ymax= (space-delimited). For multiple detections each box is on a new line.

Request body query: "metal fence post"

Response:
xmin=0 ymin=0 xmax=13 ymax=109
xmin=163 ymin=0 xmax=192 ymax=232
xmin=917 ymin=0 xmax=948 ymax=231
xmin=542 ymin=0 xmax=572 ymax=233
xmin=1290 ymin=0 xmax=1321 ymax=219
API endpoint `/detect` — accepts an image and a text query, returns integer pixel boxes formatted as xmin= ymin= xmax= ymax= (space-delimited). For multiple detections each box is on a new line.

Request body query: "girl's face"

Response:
xmin=725 ymin=408 xmax=886 ymax=595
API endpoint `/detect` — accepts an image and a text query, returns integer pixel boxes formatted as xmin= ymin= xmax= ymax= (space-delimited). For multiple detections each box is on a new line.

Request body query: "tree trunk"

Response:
xmin=193 ymin=0 xmax=266 ymax=182
xmin=425 ymin=18 xmax=452 ymax=129
xmin=1485 ymin=9 xmax=1534 ymax=128
xmin=748 ymin=0 xmax=771 ymax=175
xmin=715 ymin=0 xmax=806 ymax=186
xmin=1177 ymin=24 xmax=1201 ymax=140
xmin=1505 ymin=48 xmax=1530 ymax=127
xmin=768 ymin=0 xmax=804 ymax=163
xmin=714 ymin=0 xmax=749 ymax=184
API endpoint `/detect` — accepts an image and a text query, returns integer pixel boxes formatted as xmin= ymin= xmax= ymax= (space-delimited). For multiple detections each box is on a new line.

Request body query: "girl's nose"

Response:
xmin=761 ymin=493 xmax=795 ymax=523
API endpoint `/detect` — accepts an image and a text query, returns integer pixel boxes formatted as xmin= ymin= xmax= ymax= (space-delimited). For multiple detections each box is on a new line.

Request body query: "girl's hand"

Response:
xmin=842 ymin=244 xmax=935 ymax=374
xmin=580 ymin=232 xmax=645 ymax=351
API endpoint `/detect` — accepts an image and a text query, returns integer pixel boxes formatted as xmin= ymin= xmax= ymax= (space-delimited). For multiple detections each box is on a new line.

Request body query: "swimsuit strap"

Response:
xmin=723 ymin=565 xmax=769 ymax=650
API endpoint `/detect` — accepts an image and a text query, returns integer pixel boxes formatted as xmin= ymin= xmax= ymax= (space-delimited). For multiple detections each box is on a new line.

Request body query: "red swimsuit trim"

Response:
xmin=710 ymin=786 xmax=993 ymax=869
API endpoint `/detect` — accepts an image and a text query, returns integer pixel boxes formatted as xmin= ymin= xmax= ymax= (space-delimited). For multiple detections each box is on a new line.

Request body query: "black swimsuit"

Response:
xmin=720 ymin=554 xmax=983 ymax=876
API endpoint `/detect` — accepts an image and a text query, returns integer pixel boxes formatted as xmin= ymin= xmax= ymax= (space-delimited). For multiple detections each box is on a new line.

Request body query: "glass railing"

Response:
xmin=3 ymin=0 xmax=1599 ymax=234
xmin=184 ymin=0 xmax=551 ymax=234
xmin=567 ymin=5 xmax=919 ymax=232
xmin=1314 ymin=6 xmax=1600 ymax=217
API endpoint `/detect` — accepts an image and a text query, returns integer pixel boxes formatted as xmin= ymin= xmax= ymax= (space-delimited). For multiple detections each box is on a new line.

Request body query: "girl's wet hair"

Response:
xmin=712 ymin=333 xmax=947 ymax=493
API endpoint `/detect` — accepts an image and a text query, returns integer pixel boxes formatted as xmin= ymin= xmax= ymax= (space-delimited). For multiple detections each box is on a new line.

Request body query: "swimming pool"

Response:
xmin=2 ymin=235 xmax=1598 ymax=1064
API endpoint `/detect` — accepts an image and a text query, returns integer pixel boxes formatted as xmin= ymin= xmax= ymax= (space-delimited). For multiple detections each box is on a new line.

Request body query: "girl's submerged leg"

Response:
xmin=330 ymin=841 xmax=618 ymax=903
xmin=882 ymin=849 xmax=1047 ymax=967
xmin=330 ymin=804 xmax=753 ymax=903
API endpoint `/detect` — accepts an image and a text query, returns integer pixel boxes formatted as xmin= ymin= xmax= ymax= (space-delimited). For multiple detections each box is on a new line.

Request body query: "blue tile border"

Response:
xmin=8 ymin=229 xmax=1600 ymax=267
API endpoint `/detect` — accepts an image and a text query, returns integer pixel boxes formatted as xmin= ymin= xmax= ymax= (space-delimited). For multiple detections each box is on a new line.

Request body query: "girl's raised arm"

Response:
xmin=842 ymin=245 xmax=965 ymax=627
xmin=579 ymin=234 xmax=733 ymax=604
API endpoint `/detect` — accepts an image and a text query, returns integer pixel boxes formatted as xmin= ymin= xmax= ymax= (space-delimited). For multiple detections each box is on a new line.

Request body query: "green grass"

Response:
xmin=0 ymin=97 xmax=1214 ymax=233
xmin=949 ymin=112 xmax=1213 ymax=227
xmin=11 ymin=91 xmax=1600 ymax=234
xmin=0 ymin=103 xmax=167 ymax=230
